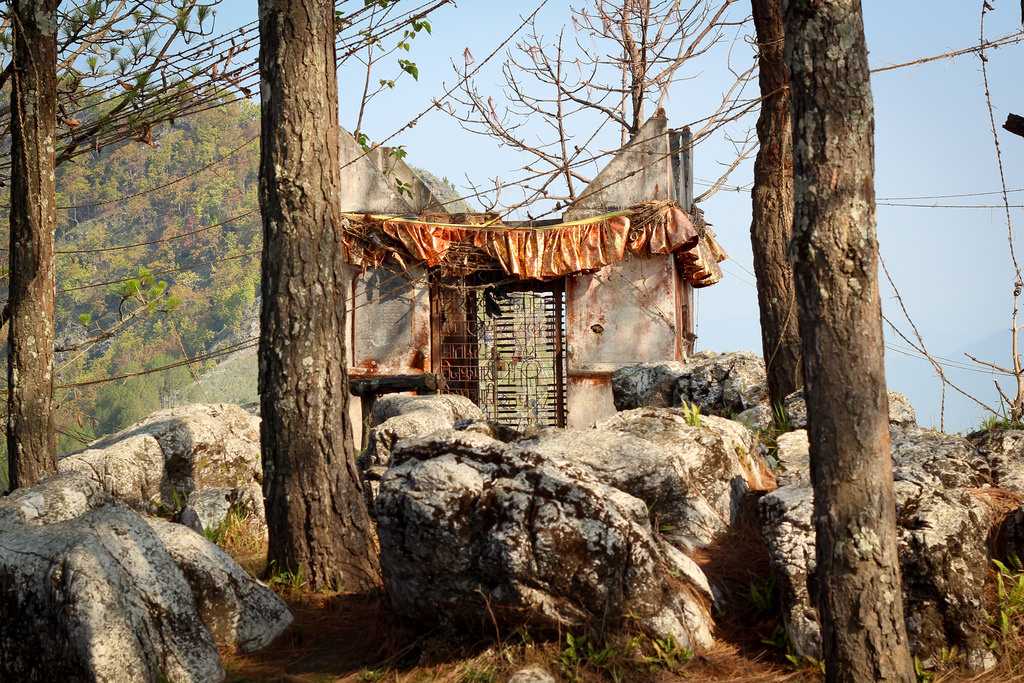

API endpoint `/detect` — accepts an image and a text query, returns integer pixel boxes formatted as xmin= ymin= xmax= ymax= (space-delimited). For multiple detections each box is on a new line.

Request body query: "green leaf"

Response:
xmin=78 ymin=313 xmax=92 ymax=327
xmin=398 ymin=59 xmax=419 ymax=80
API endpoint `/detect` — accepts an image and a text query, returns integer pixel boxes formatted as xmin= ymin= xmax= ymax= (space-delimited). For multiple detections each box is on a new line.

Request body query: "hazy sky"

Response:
xmin=216 ymin=1 xmax=1024 ymax=432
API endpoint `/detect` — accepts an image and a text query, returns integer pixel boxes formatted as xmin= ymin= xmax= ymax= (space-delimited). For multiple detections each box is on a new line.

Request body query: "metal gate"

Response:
xmin=435 ymin=280 xmax=567 ymax=429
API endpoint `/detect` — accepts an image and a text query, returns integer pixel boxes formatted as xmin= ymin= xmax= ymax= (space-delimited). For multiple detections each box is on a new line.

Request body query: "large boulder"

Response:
xmin=590 ymin=409 xmax=773 ymax=550
xmin=759 ymin=484 xmax=820 ymax=658
xmin=59 ymin=403 xmax=264 ymax=536
xmin=362 ymin=394 xmax=485 ymax=469
xmin=375 ymin=429 xmax=715 ymax=649
xmin=760 ymin=426 xmax=1002 ymax=671
xmin=736 ymin=390 xmax=916 ymax=432
xmin=610 ymin=352 xmax=767 ymax=418
xmin=671 ymin=351 xmax=768 ymax=417
xmin=0 ymin=468 xmax=291 ymax=682
xmin=891 ymin=427 xmax=989 ymax=490
xmin=462 ymin=408 xmax=773 ymax=552
xmin=969 ymin=428 xmax=1024 ymax=493
xmin=610 ymin=361 xmax=688 ymax=411
xmin=896 ymin=486 xmax=995 ymax=671
xmin=773 ymin=430 xmax=810 ymax=487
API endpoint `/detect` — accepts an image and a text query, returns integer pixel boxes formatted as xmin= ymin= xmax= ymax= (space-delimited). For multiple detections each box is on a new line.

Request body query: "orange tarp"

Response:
xmin=342 ymin=203 xmax=726 ymax=287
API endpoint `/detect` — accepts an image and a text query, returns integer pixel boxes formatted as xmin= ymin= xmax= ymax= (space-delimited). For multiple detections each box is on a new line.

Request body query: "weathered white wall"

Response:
xmin=563 ymin=110 xmax=674 ymax=220
xmin=560 ymin=110 xmax=694 ymax=427
xmin=565 ymin=254 xmax=682 ymax=427
xmin=350 ymin=266 xmax=431 ymax=376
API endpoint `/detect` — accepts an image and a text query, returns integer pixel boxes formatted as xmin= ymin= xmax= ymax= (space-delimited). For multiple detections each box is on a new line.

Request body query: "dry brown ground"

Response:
xmin=220 ymin=503 xmax=1024 ymax=683
xmin=222 ymin=506 xmax=809 ymax=683
xmin=222 ymin=587 xmax=810 ymax=683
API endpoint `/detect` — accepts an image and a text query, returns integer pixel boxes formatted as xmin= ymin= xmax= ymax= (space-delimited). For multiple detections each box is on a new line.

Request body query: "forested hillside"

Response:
xmin=2 ymin=100 xmax=262 ymax=464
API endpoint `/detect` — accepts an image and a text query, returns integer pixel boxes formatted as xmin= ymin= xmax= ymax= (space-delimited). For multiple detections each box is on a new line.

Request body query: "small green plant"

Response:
xmin=558 ymin=633 xmax=622 ymax=681
xmin=358 ymin=670 xmax=387 ymax=683
xmin=771 ymin=401 xmax=792 ymax=433
xmin=640 ymin=635 xmax=692 ymax=671
xmin=155 ymin=488 xmax=188 ymax=518
xmin=914 ymin=655 xmax=934 ymax=683
xmin=978 ymin=414 xmax=1024 ymax=433
xmin=266 ymin=562 xmax=307 ymax=592
xmin=762 ymin=625 xmax=823 ymax=673
xmin=202 ymin=506 xmax=247 ymax=547
xmin=679 ymin=401 xmax=701 ymax=428
xmin=992 ymin=555 xmax=1024 ymax=640
xmin=459 ymin=666 xmax=495 ymax=683
xmin=748 ymin=575 xmax=777 ymax=616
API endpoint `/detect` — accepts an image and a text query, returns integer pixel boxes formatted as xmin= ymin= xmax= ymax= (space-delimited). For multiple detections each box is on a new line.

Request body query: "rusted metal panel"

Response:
xmin=434 ymin=280 xmax=567 ymax=429
xmin=565 ymin=254 xmax=680 ymax=371
xmin=564 ymin=254 xmax=683 ymax=428
xmin=350 ymin=266 xmax=431 ymax=376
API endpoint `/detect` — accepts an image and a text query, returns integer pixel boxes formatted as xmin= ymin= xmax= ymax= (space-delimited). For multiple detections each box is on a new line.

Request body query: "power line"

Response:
xmin=50 ymin=210 xmax=258 ymax=256
xmin=878 ymin=202 xmax=1024 ymax=209
xmin=55 ymin=257 xmax=430 ymax=391
xmin=878 ymin=187 xmax=1024 ymax=201
xmin=58 ymin=250 xmax=260 ymax=294
xmin=870 ymin=29 xmax=1024 ymax=74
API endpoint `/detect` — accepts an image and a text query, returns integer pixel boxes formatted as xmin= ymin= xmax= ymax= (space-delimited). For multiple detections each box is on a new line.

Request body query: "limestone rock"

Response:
xmin=59 ymin=403 xmax=264 ymax=535
xmin=375 ymin=431 xmax=714 ymax=649
xmin=0 ymin=406 xmax=291 ymax=682
xmin=896 ymin=487 xmax=995 ymax=671
xmin=891 ymin=427 xmax=990 ymax=490
xmin=969 ymin=428 xmax=1024 ymax=493
xmin=773 ymin=430 xmax=810 ymax=487
xmin=0 ymin=503 xmax=290 ymax=682
xmin=887 ymin=392 xmax=919 ymax=429
xmin=736 ymin=390 xmax=917 ymax=432
xmin=147 ymin=517 xmax=292 ymax=653
xmin=363 ymin=394 xmax=485 ymax=469
xmin=611 ymin=361 xmax=688 ymax=411
xmin=672 ymin=351 xmax=768 ymax=417
xmin=759 ymin=484 xmax=820 ymax=659
xmin=760 ymin=482 xmax=996 ymax=670
xmin=508 ymin=665 xmax=557 ymax=683
xmin=587 ymin=408 xmax=773 ymax=550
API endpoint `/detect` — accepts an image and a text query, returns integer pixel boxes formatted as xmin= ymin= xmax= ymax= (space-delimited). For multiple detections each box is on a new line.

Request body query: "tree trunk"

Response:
xmin=783 ymin=1 xmax=915 ymax=681
xmin=8 ymin=0 xmax=59 ymax=488
xmin=750 ymin=0 xmax=801 ymax=409
xmin=257 ymin=0 xmax=380 ymax=592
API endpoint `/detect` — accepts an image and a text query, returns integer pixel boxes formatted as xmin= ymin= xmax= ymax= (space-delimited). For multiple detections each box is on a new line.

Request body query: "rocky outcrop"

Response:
xmin=760 ymin=426 xmax=1004 ymax=670
xmin=736 ymin=390 xmax=916 ymax=432
xmin=610 ymin=361 xmax=688 ymax=411
xmin=759 ymin=484 xmax=819 ymax=658
xmin=375 ymin=428 xmax=716 ymax=649
xmin=773 ymin=430 xmax=810 ymax=487
xmin=672 ymin=352 xmax=768 ymax=417
xmin=363 ymin=394 xmax=485 ymax=470
xmin=0 ymin=484 xmax=290 ymax=682
xmin=590 ymin=409 xmax=772 ymax=550
xmin=59 ymin=403 xmax=265 ymax=536
xmin=508 ymin=666 xmax=557 ymax=683
xmin=611 ymin=352 xmax=767 ymax=418
xmin=896 ymin=486 xmax=995 ymax=671
xmin=970 ymin=428 xmax=1024 ymax=492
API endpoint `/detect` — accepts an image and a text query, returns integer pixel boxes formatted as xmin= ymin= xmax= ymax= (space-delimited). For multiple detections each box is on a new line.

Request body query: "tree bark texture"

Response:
xmin=750 ymin=0 xmax=802 ymax=408
xmin=783 ymin=1 xmax=915 ymax=681
xmin=257 ymin=0 xmax=380 ymax=592
xmin=8 ymin=0 xmax=59 ymax=488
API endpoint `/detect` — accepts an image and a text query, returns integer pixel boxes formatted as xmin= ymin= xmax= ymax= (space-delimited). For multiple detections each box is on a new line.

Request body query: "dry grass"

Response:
xmin=223 ymin=590 xmax=812 ymax=683
xmin=222 ymin=493 xmax=811 ymax=683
